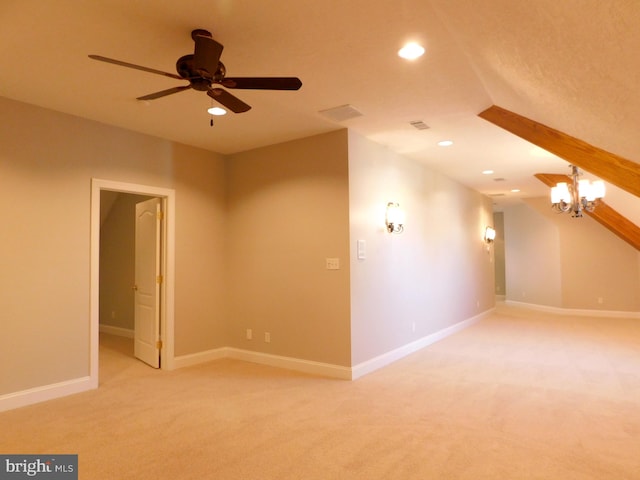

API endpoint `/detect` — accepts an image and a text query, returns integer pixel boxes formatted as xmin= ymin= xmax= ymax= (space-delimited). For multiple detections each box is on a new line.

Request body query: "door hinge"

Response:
xmin=157 ymin=211 xmax=164 ymax=221
xmin=156 ymin=340 xmax=163 ymax=350
xmin=157 ymin=275 xmax=163 ymax=284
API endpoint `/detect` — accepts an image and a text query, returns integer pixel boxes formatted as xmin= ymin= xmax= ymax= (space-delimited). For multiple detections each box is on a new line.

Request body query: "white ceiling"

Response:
xmin=2 ymin=0 xmax=639 ymax=215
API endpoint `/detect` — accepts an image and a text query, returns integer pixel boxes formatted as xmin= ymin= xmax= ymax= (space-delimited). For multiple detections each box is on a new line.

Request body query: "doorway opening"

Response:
xmin=90 ymin=179 xmax=176 ymax=386
xmin=100 ymin=193 xmax=160 ymax=367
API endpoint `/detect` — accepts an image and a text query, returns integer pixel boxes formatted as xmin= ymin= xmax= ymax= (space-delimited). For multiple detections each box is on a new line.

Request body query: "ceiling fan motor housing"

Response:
xmin=176 ymin=55 xmax=227 ymax=90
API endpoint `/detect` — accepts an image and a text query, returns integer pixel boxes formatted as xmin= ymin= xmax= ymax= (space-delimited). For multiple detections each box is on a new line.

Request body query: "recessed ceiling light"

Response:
xmin=482 ymin=170 xmax=494 ymax=175
xmin=511 ymin=189 xmax=521 ymax=193
xmin=398 ymin=42 xmax=425 ymax=60
xmin=208 ymin=106 xmax=227 ymax=116
xmin=438 ymin=140 xmax=453 ymax=147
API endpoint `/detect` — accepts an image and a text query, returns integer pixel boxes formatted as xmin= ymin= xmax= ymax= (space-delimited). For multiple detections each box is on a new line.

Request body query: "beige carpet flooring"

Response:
xmin=1 ymin=304 xmax=639 ymax=479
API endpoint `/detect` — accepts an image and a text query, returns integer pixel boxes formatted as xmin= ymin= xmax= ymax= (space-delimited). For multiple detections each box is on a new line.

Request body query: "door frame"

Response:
xmin=90 ymin=178 xmax=176 ymax=384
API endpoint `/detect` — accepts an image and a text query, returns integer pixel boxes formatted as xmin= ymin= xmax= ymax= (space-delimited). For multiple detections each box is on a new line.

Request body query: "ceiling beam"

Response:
xmin=479 ymin=105 xmax=640 ymax=198
xmin=535 ymin=173 xmax=640 ymax=251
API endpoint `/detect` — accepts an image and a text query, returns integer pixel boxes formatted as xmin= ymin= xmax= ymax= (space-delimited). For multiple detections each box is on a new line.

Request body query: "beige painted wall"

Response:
xmin=171 ymin=143 xmax=229 ymax=356
xmin=493 ymin=212 xmax=507 ymax=296
xmin=347 ymin=132 xmax=495 ymax=365
xmin=503 ymin=202 xmax=562 ymax=307
xmin=0 ymin=97 xmax=227 ymax=394
xmin=226 ymin=130 xmax=352 ymax=366
xmin=503 ymin=198 xmax=640 ymax=311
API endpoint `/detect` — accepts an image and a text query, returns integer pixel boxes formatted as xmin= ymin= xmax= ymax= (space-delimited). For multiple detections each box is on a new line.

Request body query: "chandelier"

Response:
xmin=551 ymin=165 xmax=605 ymax=217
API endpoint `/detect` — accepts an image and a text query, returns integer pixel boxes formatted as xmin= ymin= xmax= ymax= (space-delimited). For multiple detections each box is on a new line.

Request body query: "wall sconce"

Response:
xmin=386 ymin=202 xmax=405 ymax=234
xmin=484 ymin=226 xmax=496 ymax=244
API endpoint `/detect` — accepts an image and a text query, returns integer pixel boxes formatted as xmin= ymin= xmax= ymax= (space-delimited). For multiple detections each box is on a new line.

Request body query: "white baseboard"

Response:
xmin=505 ymin=300 xmax=640 ymax=319
xmin=0 ymin=376 xmax=96 ymax=413
xmin=351 ymin=308 xmax=494 ymax=380
xmin=173 ymin=347 xmax=351 ymax=380
xmin=173 ymin=309 xmax=493 ymax=381
xmin=99 ymin=324 xmax=134 ymax=338
xmin=226 ymin=348 xmax=352 ymax=380
xmin=172 ymin=347 xmax=227 ymax=369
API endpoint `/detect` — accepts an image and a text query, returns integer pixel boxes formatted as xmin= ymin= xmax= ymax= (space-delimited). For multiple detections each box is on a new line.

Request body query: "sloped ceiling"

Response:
xmin=432 ymin=0 xmax=640 ymax=158
xmin=1 ymin=0 xmax=638 ymax=217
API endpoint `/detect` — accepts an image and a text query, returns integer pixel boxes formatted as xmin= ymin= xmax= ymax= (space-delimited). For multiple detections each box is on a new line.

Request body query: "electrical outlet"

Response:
xmin=246 ymin=329 xmax=252 ymax=340
xmin=264 ymin=332 xmax=271 ymax=343
xmin=325 ymin=258 xmax=340 ymax=270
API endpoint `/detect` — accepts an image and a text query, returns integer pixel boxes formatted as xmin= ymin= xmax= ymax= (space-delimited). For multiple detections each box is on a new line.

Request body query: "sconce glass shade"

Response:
xmin=484 ymin=226 xmax=496 ymax=243
xmin=386 ymin=202 xmax=405 ymax=234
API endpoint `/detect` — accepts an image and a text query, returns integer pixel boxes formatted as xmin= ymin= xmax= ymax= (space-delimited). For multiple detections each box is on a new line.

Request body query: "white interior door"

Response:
xmin=134 ymin=197 xmax=162 ymax=368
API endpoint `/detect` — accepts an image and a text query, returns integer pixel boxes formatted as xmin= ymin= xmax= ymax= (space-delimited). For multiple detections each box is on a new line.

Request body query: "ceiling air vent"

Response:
xmin=409 ymin=120 xmax=430 ymax=130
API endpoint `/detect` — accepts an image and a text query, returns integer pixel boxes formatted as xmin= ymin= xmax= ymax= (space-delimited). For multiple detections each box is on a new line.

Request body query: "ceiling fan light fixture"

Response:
xmin=398 ymin=42 xmax=425 ymax=60
xmin=207 ymin=106 xmax=227 ymax=116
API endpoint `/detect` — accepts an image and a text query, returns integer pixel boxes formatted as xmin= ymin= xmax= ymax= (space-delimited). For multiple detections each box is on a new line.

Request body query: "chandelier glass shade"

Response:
xmin=551 ymin=165 xmax=605 ymax=217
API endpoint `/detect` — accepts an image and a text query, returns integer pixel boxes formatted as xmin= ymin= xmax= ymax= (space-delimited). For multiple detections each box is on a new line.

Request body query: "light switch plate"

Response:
xmin=357 ymin=240 xmax=366 ymax=260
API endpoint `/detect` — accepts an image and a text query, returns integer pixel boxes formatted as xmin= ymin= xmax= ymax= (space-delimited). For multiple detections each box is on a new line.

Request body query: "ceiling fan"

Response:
xmin=89 ymin=29 xmax=302 ymax=113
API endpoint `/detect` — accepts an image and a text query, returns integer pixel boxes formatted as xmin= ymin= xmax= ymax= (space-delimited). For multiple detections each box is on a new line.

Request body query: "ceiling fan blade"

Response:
xmin=220 ymin=77 xmax=302 ymax=90
xmin=137 ymin=85 xmax=192 ymax=101
xmin=88 ymin=55 xmax=183 ymax=80
xmin=193 ymin=34 xmax=224 ymax=78
xmin=207 ymin=88 xmax=251 ymax=113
